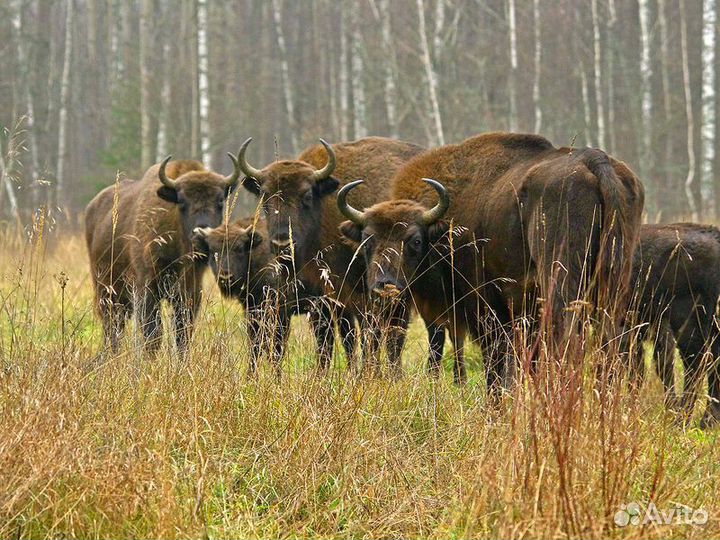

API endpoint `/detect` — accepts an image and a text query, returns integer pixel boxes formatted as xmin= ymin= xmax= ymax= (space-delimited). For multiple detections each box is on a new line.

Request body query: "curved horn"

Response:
xmin=158 ymin=155 xmax=176 ymax=189
xmin=224 ymin=151 xmax=241 ymax=188
xmin=336 ymin=180 xmax=366 ymax=225
xmin=310 ymin=138 xmax=337 ymax=182
xmin=420 ymin=178 xmax=450 ymax=225
xmin=237 ymin=137 xmax=264 ymax=180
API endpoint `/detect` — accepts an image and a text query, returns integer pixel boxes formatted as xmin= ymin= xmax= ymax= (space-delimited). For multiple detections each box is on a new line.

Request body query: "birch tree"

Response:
xmin=532 ymin=0 xmax=542 ymax=133
xmin=197 ymin=0 xmax=211 ymax=165
xmin=417 ymin=0 xmax=444 ymax=145
xmin=507 ymin=0 xmax=518 ymax=132
xmin=56 ymin=0 xmax=74 ymax=214
xmin=638 ymin=0 xmax=652 ymax=183
xmin=591 ymin=0 xmax=605 ymax=148
xmin=339 ymin=7 xmax=350 ymax=141
xmin=377 ymin=0 xmax=399 ymax=137
xmin=139 ymin=0 xmax=153 ymax=168
xmin=350 ymin=3 xmax=368 ymax=139
xmin=702 ymin=0 xmax=716 ymax=212
xmin=681 ymin=0 xmax=700 ymax=220
xmin=271 ymin=0 xmax=298 ymax=153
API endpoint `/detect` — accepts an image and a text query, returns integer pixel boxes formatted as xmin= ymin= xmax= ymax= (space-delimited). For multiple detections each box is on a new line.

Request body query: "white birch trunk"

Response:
xmin=680 ymin=0 xmax=700 ymax=220
xmin=197 ymin=0 xmax=211 ymax=165
xmin=591 ymin=0 xmax=605 ymax=148
xmin=580 ymin=61 xmax=594 ymax=147
xmin=507 ymin=0 xmax=518 ymax=132
xmin=339 ymin=7 xmax=350 ymax=140
xmin=140 ymin=0 xmax=153 ymax=168
xmin=658 ymin=0 xmax=673 ymax=205
xmin=271 ymin=0 xmax=298 ymax=153
xmin=378 ymin=0 xmax=398 ymax=138
xmin=417 ymin=0 xmax=444 ymax=145
xmin=156 ymin=39 xmax=171 ymax=161
xmin=702 ymin=0 xmax=716 ymax=209
xmin=56 ymin=0 xmax=74 ymax=213
xmin=0 ymin=144 xmax=20 ymax=219
xmin=532 ymin=0 xmax=542 ymax=133
xmin=350 ymin=4 xmax=367 ymax=139
xmin=639 ymin=0 xmax=652 ymax=179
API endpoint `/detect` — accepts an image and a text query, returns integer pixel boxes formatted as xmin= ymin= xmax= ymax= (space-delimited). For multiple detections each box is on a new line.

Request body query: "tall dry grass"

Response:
xmin=0 ymin=227 xmax=719 ymax=539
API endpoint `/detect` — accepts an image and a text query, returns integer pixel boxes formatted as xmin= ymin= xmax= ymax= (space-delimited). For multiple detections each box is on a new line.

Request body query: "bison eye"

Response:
xmin=302 ymin=190 xmax=314 ymax=208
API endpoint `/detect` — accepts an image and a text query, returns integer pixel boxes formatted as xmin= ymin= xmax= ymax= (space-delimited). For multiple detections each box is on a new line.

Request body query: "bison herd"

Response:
xmin=85 ymin=131 xmax=720 ymax=428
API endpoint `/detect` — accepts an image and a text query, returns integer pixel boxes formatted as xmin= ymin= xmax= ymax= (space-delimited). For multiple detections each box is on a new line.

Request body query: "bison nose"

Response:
xmin=217 ymin=272 xmax=232 ymax=282
xmin=372 ymin=278 xmax=403 ymax=298
xmin=271 ymin=237 xmax=293 ymax=252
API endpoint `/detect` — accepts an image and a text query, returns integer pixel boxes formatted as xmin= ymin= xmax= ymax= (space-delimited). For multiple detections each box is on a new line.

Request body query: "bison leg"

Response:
xmin=271 ymin=312 xmax=291 ymax=378
xmin=676 ymin=325 xmax=708 ymax=424
xmin=245 ymin=313 xmax=262 ymax=377
xmin=338 ymin=313 xmax=358 ymax=371
xmin=426 ymin=322 xmax=446 ymax=379
xmin=360 ymin=317 xmax=382 ymax=378
xmin=309 ymin=302 xmax=335 ymax=374
xmin=449 ymin=325 xmax=467 ymax=386
xmin=653 ymin=318 xmax=678 ymax=410
xmin=137 ymin=293 xmax=162 ymax=354
xmin=172 ymin=295 xmax=199 ymax=357
xmin=701 ymin=341 xmax=720 ymax=428
xmin=386 ymin=303 xmax=410 ymax=380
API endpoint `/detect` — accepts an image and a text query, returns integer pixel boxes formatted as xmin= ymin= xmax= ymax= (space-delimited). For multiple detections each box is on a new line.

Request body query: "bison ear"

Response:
xmin=314 ymin=176 xmax=340 ymax=198
xmin=338 ymin=220 xmax=362 ymax=245
xmin=241 ymin=176 xmax=262 ymax=196
xmin=248 ymin=229 xmax=264 ymax=249
xmin=428 ymin=220 xmax=450 ymax=244
xmin=157 ymin=185 xmax=179 ymax=203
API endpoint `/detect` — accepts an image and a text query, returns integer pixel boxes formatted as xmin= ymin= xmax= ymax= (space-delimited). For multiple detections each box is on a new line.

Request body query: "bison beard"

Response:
xmin=625 ymin=223 xmax=720 ymax=428
xmin=338 ymin=132 xmax=644 ymax=392
xmin=85 ymin=152 xmax=241 ymax=355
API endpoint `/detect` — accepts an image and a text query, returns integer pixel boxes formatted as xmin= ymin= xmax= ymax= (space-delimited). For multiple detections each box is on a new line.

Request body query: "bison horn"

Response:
xmin=420 ymin=178 xmax=450 ymax=225
xmin=158 ymin=155 xmax=177 ymax=189
xmin=310 ymin=139 xmax=337 ymax=182
xmin=336 ymin=180 xmax=366 ymax=225
xmin=224 ymin=150 xmax=242 ymax=188
xmin=237 ymin=137 xmax=265 ymax=180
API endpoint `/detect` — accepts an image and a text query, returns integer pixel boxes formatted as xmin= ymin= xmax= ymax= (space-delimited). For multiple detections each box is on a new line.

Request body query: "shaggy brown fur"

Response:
xmin=85 ymin=158 xmax=238 ymax=354
xmin=628 ymin=223 xmax=720 ymax=428
xmin=340 ymin=132 xmax=644 ymax=390
xmin=194 ymin=218 xmax=358 ymax=374
xmin=241 ymin=137 xmax=424 ymax=372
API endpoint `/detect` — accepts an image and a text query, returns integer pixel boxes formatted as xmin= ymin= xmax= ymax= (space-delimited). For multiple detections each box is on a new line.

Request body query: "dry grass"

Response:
xmin=1 ymin=230 xmax=719 ymax=539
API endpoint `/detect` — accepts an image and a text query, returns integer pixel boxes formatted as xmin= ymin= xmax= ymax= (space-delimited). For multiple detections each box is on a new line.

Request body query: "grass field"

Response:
xmin=1 ymin=229 xmax=719 ymax=539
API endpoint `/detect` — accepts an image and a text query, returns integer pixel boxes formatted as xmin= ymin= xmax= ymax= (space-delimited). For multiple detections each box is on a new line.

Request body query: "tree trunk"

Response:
xmin=351 ymin=3 xmax=367 ymax=139
xmin=702 ymin=0 xmax=716 ymax=215
xmin=139 ymin=0 xmax=153 ymax=168
xmin=681 ymin=0 xmax=700 ymax=220
xmin=532 ymin=0 xmax=542 ymax=133
xmin=378 ymin=0 xmax=398 ymax=138
xmin=197 ymin=0 xmax=211 ymax=165
xmin=714 ymin=0 xmax=720 ymax=216
xmin=56 ymin=0 xmax=74 ymax=215
xmin=271 ymin=0 xmax=298 ymax=153
xmin=507 ymin=0 xmax=518 ymax=131
xmin=591 ymin=0 xmax=605 ymax=148
xmin=339 ymin=6 xmax=350 ymax=140
xmin=638 ymin=0 xmax=653 ymax=203
xmin=658 ymin=0 xmax=674 ymax=217
xmin=417 ymin=0 xmax=444 ymax=145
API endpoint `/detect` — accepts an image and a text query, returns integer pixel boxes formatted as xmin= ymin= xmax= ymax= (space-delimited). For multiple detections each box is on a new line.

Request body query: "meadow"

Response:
xmin=1 ymin=225 xmax=719 ymax=539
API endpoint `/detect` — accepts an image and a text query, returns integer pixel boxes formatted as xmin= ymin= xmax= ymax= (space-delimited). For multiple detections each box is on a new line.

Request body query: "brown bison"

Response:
xmin=85 ymin=154 xmax=241 ymax=354
xmin=192 ymin=218 xmax=357 ymax=373
xmin=628 ymin=223 xmax=720 ymax=428
xmin=237 ymin=136 xmax=424 ymax=373
xmin=337 ymin=132 xmax=644 ymax=389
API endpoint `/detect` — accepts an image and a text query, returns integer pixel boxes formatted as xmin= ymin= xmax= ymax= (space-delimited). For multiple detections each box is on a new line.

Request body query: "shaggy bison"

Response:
xmin=629 ymin=223 xmax=720 ymax=427
xmin=85 ymin=154 xmax=241 ymax=354
xmin=337 ymin=132 xmax=644 ymax=389
xmin=193 ymin=218 xmax=356 ymax=373
xmin=237 ymin=136 xmax=424 ymax=373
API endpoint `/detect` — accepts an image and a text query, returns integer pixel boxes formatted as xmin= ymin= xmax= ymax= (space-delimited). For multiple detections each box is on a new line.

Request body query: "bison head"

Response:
xmin=156 ymin=152 xmax=242 ymax=241
xmin=192 ymin=221 xmax=265 ymax=297
xmin=236 ymin=138 xmax=339 ymax=257
xmin=337 ymin=178 xmax=450 ymax=298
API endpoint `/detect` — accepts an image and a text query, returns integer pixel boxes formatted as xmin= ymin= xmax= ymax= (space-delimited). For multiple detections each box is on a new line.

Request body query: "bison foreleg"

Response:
xmin=310 ymin=303 xmax=335 ymax=374
xmin=425 ymin=322 xmax=445 ymax=379
xmin=138 ymin=294 xmax=162 ymax=355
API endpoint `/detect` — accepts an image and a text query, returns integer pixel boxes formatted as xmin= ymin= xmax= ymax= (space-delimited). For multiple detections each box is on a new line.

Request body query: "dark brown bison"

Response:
xmin=628 ymin=223 xmax=720 ymax=428
xmin=192 ymin=218 xmax=357 ymax=373
xmin=85 ymin=154 xmax=241 ymax=354
xmin=337 ymin=132 xmax=644 ymax=389
xmin=237 ymin=136 xmax=424 ymax=373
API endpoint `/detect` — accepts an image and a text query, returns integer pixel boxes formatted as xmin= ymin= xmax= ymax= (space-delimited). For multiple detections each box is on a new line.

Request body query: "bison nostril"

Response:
xmin=217 ymin=272 xmax=232 ymax=282
xmin=271 ymin=239 xmax=293 ymax=249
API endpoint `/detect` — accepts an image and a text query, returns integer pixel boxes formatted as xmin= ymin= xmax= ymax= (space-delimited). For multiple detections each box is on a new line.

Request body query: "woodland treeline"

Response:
xmin=0 ymin=0 xmax=717 ymax=225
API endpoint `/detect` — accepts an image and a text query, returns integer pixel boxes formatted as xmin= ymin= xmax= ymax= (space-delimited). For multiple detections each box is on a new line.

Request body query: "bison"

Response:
xmin=192 ymin=218 xmax=357 ymax=373
xmin=85 ymin=153 xmax=241 ymax=354
xmin=337 ymin=132 xmax=644 ymax=390
xmin=628 ymin=223 xmax=720 ymax=428
xmin=236 ymin=136 xmax=424 ymax=373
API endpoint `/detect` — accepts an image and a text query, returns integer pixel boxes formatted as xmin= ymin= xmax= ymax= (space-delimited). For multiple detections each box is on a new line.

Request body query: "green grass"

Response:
xmin=1 ymin=232 xmax=719 ymax=539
